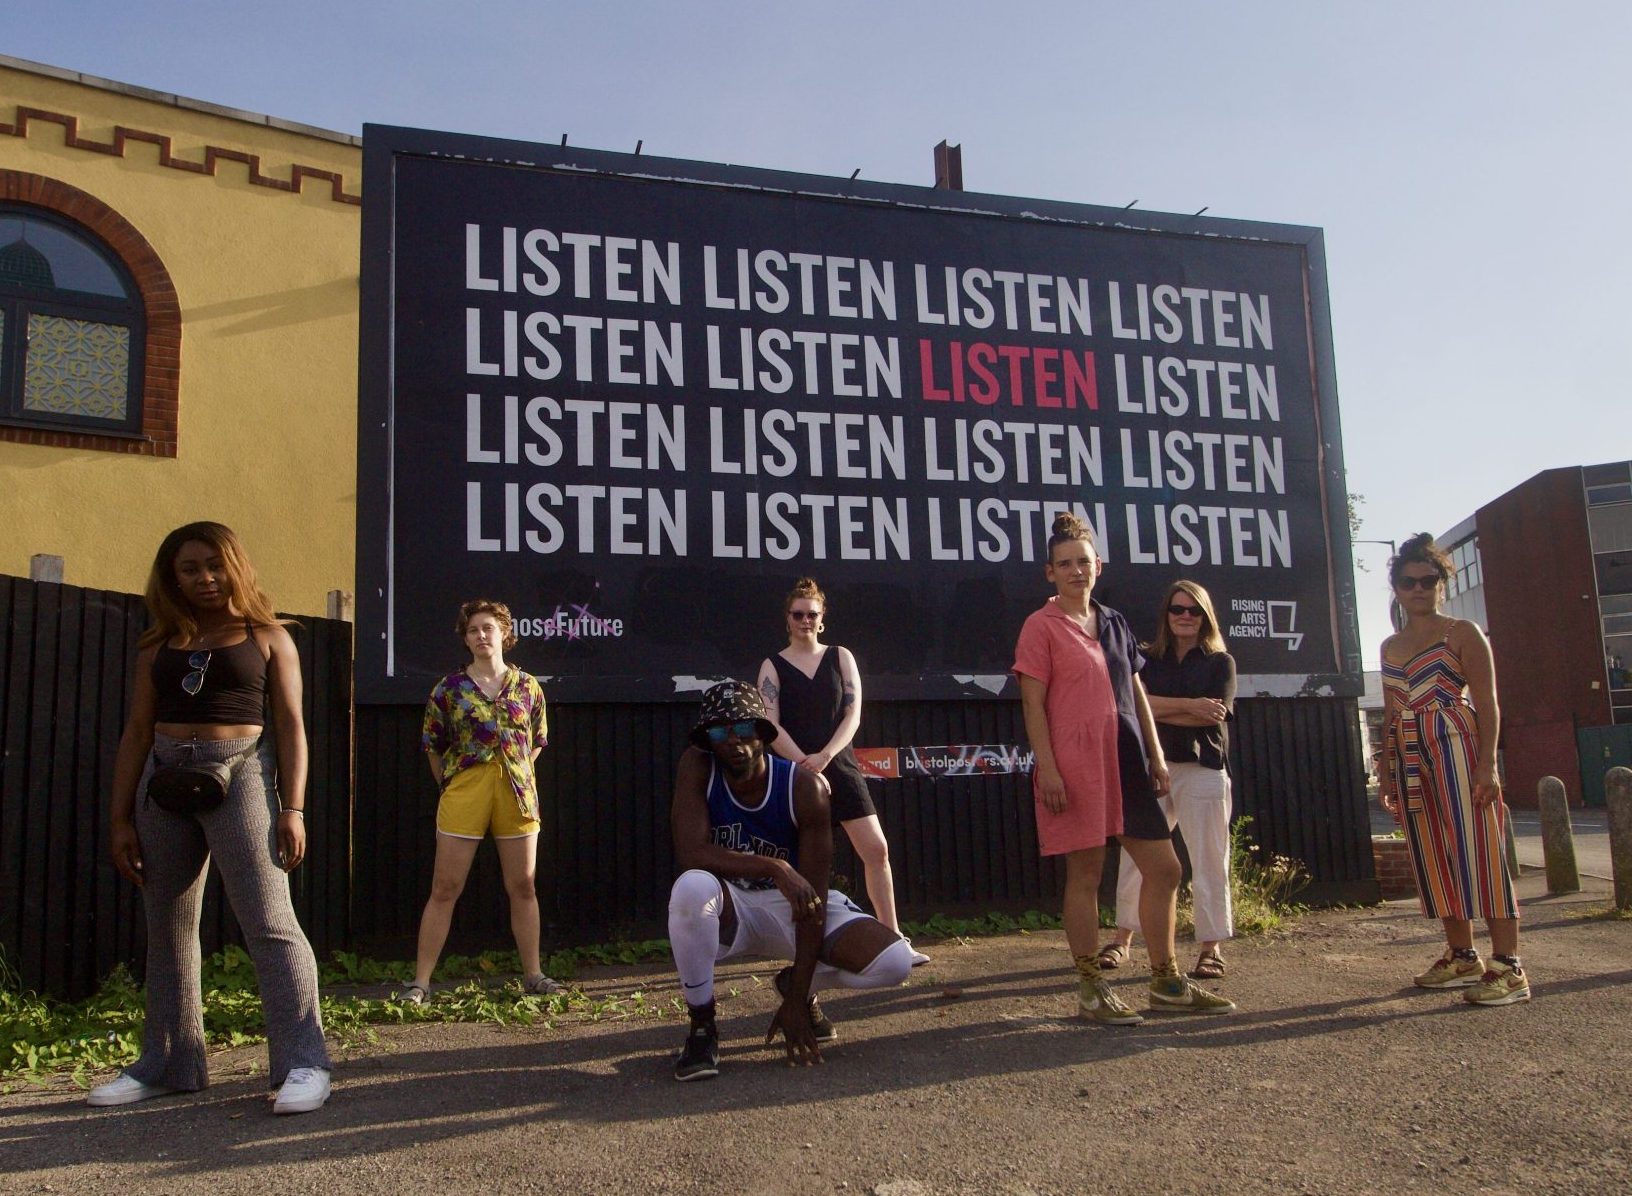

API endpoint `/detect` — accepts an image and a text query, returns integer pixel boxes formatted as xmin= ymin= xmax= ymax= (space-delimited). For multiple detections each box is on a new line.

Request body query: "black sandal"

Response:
xmin=1189 ymin=950 xmax=1226 ymax=980
xmin=1095 ymin=943 xmax=1130 ymax=970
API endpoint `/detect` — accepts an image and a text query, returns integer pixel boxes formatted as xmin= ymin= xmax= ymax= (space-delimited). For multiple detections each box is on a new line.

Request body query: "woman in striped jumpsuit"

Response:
xmin=1379 ymin=533 xmax=1528 ymax=1006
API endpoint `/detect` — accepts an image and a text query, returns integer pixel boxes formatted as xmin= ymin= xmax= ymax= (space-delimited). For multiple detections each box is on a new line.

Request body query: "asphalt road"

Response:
xmin=4 ymin=871 xmax=1629 ymax=1195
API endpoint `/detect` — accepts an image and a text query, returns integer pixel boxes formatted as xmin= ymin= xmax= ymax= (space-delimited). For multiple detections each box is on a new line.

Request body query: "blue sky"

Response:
xmin=18 ymin=1 xmax=1630 ymax=664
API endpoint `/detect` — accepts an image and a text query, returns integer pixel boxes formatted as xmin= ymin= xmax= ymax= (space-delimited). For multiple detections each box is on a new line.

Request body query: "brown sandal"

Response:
xmin=1095 ymin=943 xmax=1130 ymax=970
xmin=1189 ymin=950 xmax=1226 ymax=980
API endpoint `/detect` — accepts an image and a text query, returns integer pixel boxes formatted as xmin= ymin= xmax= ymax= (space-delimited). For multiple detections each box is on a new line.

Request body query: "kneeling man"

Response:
xmin=669 ymin=680 xmax=913 ymax=1080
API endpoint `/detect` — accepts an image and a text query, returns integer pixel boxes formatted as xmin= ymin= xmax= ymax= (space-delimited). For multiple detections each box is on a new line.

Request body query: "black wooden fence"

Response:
xmin=353 ymin=691 xmax=1375 ymax=957
xmin=0 ymin=574 xmax=352 ymax=1000
xmin=4 ymin=568 xmax=1372 ymax=993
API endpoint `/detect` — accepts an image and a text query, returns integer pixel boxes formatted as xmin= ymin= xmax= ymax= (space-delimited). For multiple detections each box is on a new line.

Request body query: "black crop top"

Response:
xmin=151 ymin=631 xmax=269 ymax=725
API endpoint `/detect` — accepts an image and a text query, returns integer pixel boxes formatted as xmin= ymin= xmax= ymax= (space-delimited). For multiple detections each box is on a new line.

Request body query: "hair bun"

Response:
xmin=1050 ymin=512 xmax=1087 ymax=540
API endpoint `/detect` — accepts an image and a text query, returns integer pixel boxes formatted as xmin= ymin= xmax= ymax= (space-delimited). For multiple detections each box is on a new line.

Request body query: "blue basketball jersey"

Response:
xmin=706 ymin=753 xmax=800 ymax=890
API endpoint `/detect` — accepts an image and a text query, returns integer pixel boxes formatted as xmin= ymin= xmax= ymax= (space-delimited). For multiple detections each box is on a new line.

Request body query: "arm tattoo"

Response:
xmin=760 ymin=677 xmax=779 ymax=703
xmin=840 ymin=681 xmax=855 ymax=711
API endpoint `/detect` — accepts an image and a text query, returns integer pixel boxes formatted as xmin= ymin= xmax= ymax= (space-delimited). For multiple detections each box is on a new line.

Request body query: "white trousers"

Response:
xmin=667 ymin=869 xmax=911 ymax=1006
xmin=1115 ymin=762 xmax=1234 ymax=943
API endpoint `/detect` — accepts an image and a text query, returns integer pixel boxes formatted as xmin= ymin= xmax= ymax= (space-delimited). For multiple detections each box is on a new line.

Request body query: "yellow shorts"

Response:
xmin=436 ymin=760 xmax=539 ymax=839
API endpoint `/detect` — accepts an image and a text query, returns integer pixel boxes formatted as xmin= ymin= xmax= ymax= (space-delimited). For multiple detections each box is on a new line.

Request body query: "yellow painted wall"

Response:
xmin=0 ymin=61 xmax=361 ymax=615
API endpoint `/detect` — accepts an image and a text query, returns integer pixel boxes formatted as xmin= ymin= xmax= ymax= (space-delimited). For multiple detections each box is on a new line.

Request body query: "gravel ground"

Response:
xmin=4 ymin=870 xmax=1629 ymax=1196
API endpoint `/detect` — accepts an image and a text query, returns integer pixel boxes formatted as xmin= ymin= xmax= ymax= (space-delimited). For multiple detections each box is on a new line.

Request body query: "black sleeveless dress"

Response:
xmin=771 ymin=647 xmax=876 ymax=823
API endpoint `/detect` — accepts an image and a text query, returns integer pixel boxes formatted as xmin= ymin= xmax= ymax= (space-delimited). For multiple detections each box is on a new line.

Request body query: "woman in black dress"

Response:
xmin=757 ymin=578 xmax=928 ymax=965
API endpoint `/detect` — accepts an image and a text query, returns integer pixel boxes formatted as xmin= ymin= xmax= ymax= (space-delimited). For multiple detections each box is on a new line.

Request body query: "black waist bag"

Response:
xmin=146 ymin=742 xmax=257 ymax=815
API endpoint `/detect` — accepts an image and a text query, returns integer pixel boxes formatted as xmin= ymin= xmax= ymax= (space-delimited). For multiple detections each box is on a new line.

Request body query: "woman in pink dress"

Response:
xmin=1013 ymin=513 xmax=1234 ymax=1024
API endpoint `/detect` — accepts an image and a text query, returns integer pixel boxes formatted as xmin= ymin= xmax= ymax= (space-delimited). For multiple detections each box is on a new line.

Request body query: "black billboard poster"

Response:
xmin=358 ymin=127 xmax=1360 ymax=705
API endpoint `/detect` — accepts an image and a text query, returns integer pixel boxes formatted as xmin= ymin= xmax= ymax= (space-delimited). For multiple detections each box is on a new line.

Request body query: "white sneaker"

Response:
xmin=87 ymin=1073 xmax=175 ymax=1107
xmin=904 ymin=938 xmax=931 ymax=967
xmin=273 ymin=1067 xmax=332 ymax=1115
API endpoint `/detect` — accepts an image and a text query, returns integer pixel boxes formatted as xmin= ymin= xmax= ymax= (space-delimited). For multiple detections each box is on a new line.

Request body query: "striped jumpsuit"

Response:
xmin=1383 ymin=637 xmax=1518 ymax=920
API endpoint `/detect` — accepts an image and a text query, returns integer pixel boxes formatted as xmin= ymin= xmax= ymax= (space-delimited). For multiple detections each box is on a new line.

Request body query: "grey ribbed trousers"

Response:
xmin=128 ymin=733 xmax=329 ymax=1090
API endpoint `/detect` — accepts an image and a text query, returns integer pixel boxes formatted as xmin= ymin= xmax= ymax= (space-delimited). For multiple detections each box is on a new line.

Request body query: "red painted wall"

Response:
xmin=1477 ymin=468 xmax=1608 ymax=807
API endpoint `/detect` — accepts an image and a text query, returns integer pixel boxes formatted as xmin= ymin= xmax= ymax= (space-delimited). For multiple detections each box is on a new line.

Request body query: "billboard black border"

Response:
xmin=357 ymin=122 xmax=1362 ymax=704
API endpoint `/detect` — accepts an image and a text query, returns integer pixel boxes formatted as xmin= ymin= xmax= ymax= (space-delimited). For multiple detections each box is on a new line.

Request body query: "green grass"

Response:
xmin=3 ymin=829 xmax=1310 ymax=1089
xmin=0 ymin=939 xmax=678 ymax=1091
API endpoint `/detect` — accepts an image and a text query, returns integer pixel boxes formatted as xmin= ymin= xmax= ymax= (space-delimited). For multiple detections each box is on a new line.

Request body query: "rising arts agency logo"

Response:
xmin=1226 ymin=598 xmax=1303 ymax=651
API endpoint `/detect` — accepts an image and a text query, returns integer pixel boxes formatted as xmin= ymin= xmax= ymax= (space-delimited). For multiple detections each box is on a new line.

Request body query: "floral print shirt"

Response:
xmin=422 ymin=667 xmax=548 ymax=818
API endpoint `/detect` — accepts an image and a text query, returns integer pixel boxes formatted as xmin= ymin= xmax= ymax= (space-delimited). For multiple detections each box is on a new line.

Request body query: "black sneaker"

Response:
xmin=674 ymin=1020 xmax=719 ymax=1082
xmin=775 ymin=966 xmax=837 ymax=1044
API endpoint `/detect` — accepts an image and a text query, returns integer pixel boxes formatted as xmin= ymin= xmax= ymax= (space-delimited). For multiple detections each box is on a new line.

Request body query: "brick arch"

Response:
xmin=0 ymin=170 xmax=181 ymax=456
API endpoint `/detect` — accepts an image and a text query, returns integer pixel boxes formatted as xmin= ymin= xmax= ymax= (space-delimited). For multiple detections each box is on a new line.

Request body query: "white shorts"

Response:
xmin=721 ymin=883 xmax=871 ymax=961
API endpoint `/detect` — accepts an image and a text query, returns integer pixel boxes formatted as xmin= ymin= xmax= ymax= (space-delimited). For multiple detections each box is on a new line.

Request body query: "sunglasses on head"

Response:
xmin=705 ymin=721 xmax=760 ymax=745
xmin=1168 ymin=603 xmax=1203 ymax=618
xmin=182 ymin=649 xmax=212 ymax=696
xmin=1395 ymin=574 xmax=1441 ymax=591
xmin=790 ymin=610 xmax=821 ymax=622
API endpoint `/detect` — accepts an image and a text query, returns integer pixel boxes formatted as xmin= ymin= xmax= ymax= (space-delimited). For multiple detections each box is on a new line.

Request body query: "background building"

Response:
xmin=0 ymin=55 xmax=361 ymax=613
xmin=1426 ymin=460 xmax=1632 ymax=807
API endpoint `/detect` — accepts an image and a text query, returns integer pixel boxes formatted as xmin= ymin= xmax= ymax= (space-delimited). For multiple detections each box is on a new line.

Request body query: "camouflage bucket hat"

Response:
xmin=690 ymin=680 xmax=778 ymax=749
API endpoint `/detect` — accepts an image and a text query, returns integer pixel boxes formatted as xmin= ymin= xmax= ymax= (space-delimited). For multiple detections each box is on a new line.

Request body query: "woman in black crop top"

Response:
xmin=756 ymin=577 xmax=928 ymax=966
xmin=92 ymin=522 xmax=331 ymax=1115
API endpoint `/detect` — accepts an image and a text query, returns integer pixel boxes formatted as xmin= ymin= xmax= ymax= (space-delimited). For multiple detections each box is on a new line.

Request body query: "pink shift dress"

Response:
xmin=1012 ymin=597 xmax=1124 ymax=855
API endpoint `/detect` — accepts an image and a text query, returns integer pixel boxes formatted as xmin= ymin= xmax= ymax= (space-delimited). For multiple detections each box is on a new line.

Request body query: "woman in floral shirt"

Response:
xmin=402 ymin=599 xmax=558 ymax=1002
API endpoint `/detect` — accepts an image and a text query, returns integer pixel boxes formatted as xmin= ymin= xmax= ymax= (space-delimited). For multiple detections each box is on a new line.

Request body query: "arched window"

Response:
xmin=0 ymin=173 xmax=180 ymax=457
xmin=0 ymin=208 xmax=145 ymax=435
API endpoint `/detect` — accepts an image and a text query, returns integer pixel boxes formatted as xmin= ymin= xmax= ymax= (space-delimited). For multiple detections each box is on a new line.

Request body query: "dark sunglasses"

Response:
xmin=789 ymin=610 xmax=822 ymax=622
xmin=182 ymin=649 xmax=212 ymax=696
xmin=1394 ymin=574 xmax=1441 ymax=591
xmin=1168 ymin=603 xmax=1204 ymax=618
xmin=705 ymin=721 xmax=760 ymax=745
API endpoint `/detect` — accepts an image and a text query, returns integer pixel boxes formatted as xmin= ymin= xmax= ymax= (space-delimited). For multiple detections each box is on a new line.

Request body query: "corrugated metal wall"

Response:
xmin=0 ymin=575 xmax=353 ymax=999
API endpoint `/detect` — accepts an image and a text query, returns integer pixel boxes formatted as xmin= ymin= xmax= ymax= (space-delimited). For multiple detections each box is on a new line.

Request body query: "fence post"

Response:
xmin=326 ymin=589 xmax=354 ymax=622
xmin=29 ymin=553 xmax=64 ymax=583
xmin=1537 ymin=776 xmax=1581 ymax=896
xmin=1606 ymin=766 xmax=1632 ymax=911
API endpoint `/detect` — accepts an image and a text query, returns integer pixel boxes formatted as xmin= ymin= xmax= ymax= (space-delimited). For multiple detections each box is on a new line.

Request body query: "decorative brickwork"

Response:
xmin=1 ymin=105 xmax=361 ymax=205
xmin=0 ymin=170 xmax=181 ymax=456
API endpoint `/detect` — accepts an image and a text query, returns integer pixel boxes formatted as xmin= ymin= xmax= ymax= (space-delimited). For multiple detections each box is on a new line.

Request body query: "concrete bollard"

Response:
xmin=1607 ymin=766 xmax=1632 ymax=911
xmin=1537 ymin=776 xmax=1581 ymax=896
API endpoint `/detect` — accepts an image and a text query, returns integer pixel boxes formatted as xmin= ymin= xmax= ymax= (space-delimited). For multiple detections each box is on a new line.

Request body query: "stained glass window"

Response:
xmin=1 ymin=208 xmax=143 ymax=436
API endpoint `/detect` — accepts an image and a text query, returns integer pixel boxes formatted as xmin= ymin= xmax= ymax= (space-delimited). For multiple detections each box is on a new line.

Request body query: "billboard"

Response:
xmin=358 ymin=126 xmax=1360 ymax=705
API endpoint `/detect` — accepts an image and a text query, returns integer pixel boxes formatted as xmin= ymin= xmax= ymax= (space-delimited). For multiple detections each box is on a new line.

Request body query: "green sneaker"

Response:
xmin=1149 ymin=968 xmax=1237 ymax=1014
xmin=1463 ymin=961 xmax=1531 ymax=1007
xmin=1414 ymin=952 xmax=1485 ymax=989
xmin=1078 ymin=975 xmax=1144 ymax=1025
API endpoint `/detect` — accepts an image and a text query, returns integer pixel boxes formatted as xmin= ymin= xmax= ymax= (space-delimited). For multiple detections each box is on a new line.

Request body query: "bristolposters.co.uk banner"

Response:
xmin=358 ymin=129 xmax=1359 ymax=705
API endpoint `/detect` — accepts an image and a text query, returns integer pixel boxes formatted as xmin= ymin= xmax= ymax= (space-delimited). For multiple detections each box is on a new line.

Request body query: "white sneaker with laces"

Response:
xmin=273 ymin=1067 xmax=332 ymax=1115
xmin=87 ymin=1073 xmax=175 ymax=1107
